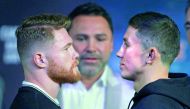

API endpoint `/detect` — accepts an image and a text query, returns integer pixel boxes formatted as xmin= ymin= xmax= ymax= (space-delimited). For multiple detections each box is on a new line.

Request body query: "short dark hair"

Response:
xmin=68 ymin=2 xmax=113 ymax=33
xmin=129 ymin=12 xmax=180 ymax=65
xmin=16 ymin=14 xmax=71 ymax=58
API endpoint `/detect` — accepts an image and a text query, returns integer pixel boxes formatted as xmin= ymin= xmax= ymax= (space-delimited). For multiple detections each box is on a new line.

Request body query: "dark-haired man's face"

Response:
xmin=69 ymin=15 xmax=113 ymax=78
xmin=185 ymin=8 xmax=190 ymax=43
xmin=117 ymin=26 xmax=146 ymax=81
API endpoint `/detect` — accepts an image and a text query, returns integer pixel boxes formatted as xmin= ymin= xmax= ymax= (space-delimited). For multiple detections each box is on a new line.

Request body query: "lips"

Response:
xmin=120 ymin=61 xmax=127 ymax=70
xmin=120 ymin=63 xmax=125 ymax=69
xmin=80 ymin=53 xmax=100 ymax=64
xmin=81 ymin=57 xmax=99 ymax=63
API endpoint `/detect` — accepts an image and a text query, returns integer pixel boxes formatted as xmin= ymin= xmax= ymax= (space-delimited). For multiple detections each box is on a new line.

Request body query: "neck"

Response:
xmin=81 ymin=70 xmax=104 ymax=90
xmin=25 ymin=71 xmax=60 ymax=99
xmin=134 ymin=64 xmax=169 ymax=92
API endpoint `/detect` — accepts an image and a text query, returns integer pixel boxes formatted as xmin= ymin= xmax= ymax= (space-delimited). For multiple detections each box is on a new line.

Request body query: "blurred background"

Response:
xmin=0 ymin=0 xmax=189 ymax=108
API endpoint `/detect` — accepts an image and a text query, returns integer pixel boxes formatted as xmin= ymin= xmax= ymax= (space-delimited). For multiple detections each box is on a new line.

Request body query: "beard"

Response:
xmin=47 ymin=58 xmax=81 ymax=84
xmin=79 ymin=53 xmax=107 ymax=78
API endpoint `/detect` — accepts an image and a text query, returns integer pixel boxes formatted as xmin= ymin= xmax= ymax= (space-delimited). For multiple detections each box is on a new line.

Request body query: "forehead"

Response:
xmin=70 ymin=15 xmax=112 ymax=34
xmin=124 ymin=26 xmax=139 ymax=43
xmin=52 ymin=28 xmax=72 ymax=46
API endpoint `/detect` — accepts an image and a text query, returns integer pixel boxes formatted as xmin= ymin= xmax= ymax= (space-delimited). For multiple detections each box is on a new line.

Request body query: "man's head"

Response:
xmin=68 ymin=3 xmax=113 ymax=78
xmin=117 ymin=12 xmax=180 ymax=80
xmin=16 ymin=14 xmax=81 ymax=84
xmin=185 ymin=0 xmax=190 ymax=42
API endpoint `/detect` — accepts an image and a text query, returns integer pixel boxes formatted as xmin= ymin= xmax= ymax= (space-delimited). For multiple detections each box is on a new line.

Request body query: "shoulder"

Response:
xmin=133 ymin=94 xmax=184 ymax=109
xmin=11 ymin=87 xmax=60 ymax=109
xmin=10 ymin=87 xmax=38 ymax=109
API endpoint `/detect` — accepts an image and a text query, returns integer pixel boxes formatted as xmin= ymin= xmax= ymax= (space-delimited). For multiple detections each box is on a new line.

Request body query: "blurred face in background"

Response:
xmin=69 ymin=15 xmax=113 ymax=78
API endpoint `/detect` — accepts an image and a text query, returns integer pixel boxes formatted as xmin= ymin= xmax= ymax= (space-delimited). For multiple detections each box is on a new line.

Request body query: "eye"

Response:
xmin=63 ymin=47 xmax=69 ymax=52
xmin=64 ymin=47 xmax=69 ymax=51
xmin=75 ymin=35 xmax=87 ymax=42
xmin=96 ymin=34 xmax=106 ymax=41
xmin=97 ymin=36 xmax=106 ymax=41
xmin=63 ymin=43 xmax=72 ymax=51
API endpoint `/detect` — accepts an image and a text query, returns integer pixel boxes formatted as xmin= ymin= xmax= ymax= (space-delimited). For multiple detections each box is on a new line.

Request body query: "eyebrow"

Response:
xmin=96 ymin=33 xmax=107 ymax=37
xmin=63 ymin=43 xmax=72 ymax=50
xmin=75 ymin=33 xmax=88 ymax=37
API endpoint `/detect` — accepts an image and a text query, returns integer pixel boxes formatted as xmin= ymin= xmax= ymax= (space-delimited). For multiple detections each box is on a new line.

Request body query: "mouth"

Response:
xmin=81 ymin=57 xmax=99 ymax=63
xmin=120 ymin=62 xmax=126 ymax=70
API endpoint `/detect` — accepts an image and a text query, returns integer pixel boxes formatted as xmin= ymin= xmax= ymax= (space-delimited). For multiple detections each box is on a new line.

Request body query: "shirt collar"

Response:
xmin=79 ymin=65 xmax=109 ymax=89
xmin=22 ymin=81 xmax=60 ymax=106
xmin=96 ymin=65 xmax=109 ymax=87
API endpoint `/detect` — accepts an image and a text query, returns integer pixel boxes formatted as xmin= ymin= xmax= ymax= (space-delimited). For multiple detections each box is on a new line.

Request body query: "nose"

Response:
xmin=71 ymin=46 xmax=79 ymax=59
xmin=86 ymin=39 xmax=96 ymax=53
xmin=116 ymin=45 xmax=124 ymax=58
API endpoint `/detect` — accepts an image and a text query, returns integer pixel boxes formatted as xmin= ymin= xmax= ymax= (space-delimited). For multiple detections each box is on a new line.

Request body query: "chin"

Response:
xmin=122 ymin=75 xmax=135 ymax=81
xmin=121 ymin=71 xmax=135 ymax=81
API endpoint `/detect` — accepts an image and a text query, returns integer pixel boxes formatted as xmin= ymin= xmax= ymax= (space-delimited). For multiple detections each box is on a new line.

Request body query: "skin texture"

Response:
xmin=117 ymin=26 xmax=145 ymax=81
xmin=69 ymin=15 xmax=113 ymax=87
xmin=46 ymin=28 xmax=81 ymax=84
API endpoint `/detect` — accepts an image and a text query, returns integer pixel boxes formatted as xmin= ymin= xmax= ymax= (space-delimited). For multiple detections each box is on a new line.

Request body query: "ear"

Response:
xmin=33 ymin=52 xmax=48 ymax=68
xmin=145 ymin=48 xmax=157 ymax=64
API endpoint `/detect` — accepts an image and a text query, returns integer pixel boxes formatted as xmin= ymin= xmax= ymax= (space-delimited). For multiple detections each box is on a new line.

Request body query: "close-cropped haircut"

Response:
xmin=16 ymin=14 xmax=71 ymax=58
xmin=68 ymin=2 xmax=113 ymax=33
xmin=129 ymin=12 xmax=180 ymax=65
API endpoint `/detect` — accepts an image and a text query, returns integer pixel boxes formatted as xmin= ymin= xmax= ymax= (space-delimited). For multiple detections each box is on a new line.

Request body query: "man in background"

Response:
xmin=58 ymin=2 xmax=134 ymax=109
xmin=11 ymin=14 xmax=81 ymax=109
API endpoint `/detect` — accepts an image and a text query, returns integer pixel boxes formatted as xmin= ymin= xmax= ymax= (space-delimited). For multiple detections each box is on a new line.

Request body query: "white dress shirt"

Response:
xmin=58 ymin=66 xmax=135 ymax=109
xmin=59 ymin=66 xmax=108 ymax=109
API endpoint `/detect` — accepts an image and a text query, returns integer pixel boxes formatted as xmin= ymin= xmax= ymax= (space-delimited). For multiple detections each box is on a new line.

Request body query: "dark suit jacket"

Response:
xmin=10 ymin=86 xmax=61 ymax=109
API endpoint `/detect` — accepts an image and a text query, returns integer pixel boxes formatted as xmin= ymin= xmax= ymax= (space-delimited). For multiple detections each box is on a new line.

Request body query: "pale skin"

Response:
xmin=22 ymin=28 xmax=79 ymax=98
xmin=69 ymin=15 xmax=113 ymax=89
xmin=117 ymin=26 xmax=169 ymax=92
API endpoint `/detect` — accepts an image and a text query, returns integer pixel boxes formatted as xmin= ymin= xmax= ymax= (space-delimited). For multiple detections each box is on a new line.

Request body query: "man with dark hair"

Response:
xmin=10 ymin=14 xmax=81 ymax=109
xmin=58 ymin=2 xmax=134 ymax=109
xmin=117 ymin=12 xmax=190 ymax=109
xmin=185 ymin=0 xmax=190 ymax=43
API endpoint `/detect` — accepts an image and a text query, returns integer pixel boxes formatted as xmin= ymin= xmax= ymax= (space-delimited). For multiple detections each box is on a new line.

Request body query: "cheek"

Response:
xmin=98 ymin=42 xmax=112 ymax=54
xmin=73 ymin=42 xmax=87 ymax=54
xmin=61 ymin=53 xmax=73 ymax=68
xmin=124 ymin=48 xmax=142 ymax=64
